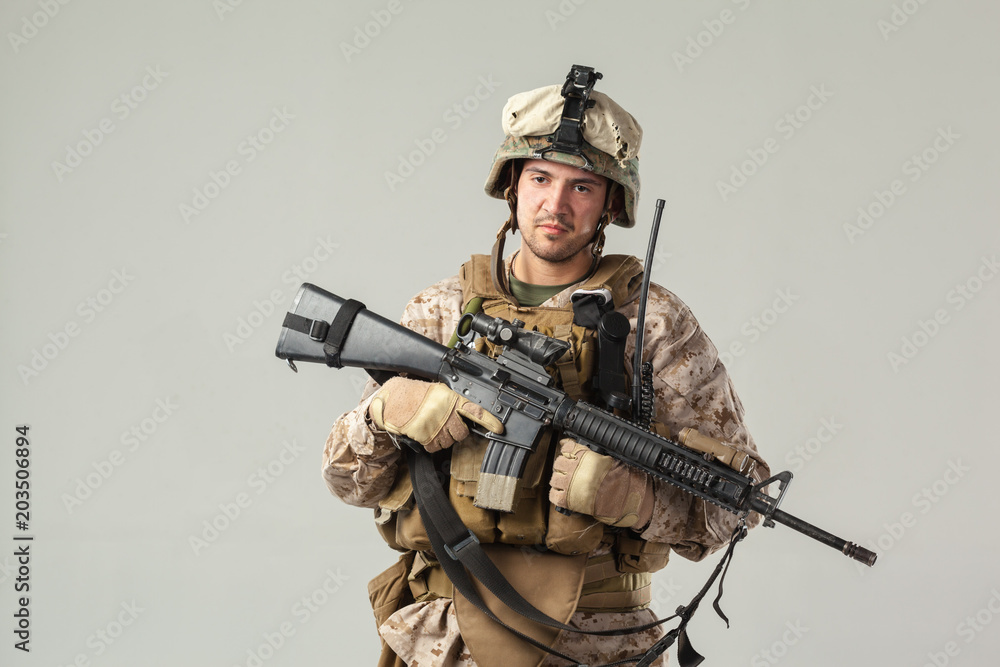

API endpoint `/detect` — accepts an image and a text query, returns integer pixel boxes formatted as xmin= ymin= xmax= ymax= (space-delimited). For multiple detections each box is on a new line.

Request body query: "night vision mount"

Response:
xmin=533 ymin=64 xmax=603 ymax=170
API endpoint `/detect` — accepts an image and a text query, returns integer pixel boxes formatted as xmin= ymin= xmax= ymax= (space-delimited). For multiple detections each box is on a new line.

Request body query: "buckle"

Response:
xmin=443 ymin=531 xmax=480 ymax=561
xmin=308 ymin=319 xmax=329 ymax=341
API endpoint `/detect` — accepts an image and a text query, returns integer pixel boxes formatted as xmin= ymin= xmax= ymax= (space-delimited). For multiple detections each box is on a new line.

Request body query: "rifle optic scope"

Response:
xmin=460 ymin=313 xmax=571 ymax=367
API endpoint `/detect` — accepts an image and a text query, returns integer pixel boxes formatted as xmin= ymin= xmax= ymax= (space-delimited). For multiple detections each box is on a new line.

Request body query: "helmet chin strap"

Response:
xmin=490 ymin=162 xmax=522 ymax=303
xmin=589 ymin=180 xmax=620 ymax=260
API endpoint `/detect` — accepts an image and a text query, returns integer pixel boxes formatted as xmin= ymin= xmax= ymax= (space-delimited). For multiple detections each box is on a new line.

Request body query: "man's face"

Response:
xmin=515 ymin=159 xmax=609 ymax=266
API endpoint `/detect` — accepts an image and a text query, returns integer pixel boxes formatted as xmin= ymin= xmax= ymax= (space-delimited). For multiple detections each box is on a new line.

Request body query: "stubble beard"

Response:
xmin=521 ymin=213 xmax=592 ymax=265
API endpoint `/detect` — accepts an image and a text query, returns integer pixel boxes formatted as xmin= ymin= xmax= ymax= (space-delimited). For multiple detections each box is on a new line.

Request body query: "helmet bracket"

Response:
xmin=532 ymin=64 xmax=602 ymax=170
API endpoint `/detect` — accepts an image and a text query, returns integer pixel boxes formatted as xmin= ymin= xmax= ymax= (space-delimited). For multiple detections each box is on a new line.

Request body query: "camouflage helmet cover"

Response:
xmin=484 ymin=83 xmax=642 ymax=228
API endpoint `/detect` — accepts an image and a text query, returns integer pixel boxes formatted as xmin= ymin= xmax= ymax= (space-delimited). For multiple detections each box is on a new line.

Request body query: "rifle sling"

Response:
xmin=405 ymin=447 xmax=717 ymax=667
xmin=634 ymin=522 xmax=747 ymax=667
xmin=408 ymin=448 xmax=585 ymax=664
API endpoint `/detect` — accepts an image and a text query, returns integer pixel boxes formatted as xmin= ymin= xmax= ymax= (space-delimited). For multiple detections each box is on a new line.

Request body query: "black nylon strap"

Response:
xmin=281 ymin=312 xmax=328 ymax=340
xmin=406 ymin=448 xmax=686 ymax=667
xmin=407 ymin=449 xmax=583 ymax=665
xmin=281 ymin=301 xmax=370 ymax=371
xmin=322 ymin=298 xmax=365 ymax=368
xmin=281 ymin=308 xmax=386 ymax=384
xmin=676 ymin=630 xmax=705 ymax=667
xmin=409 ymin=449 xmax=667 ymax=638
xmin=280 ymin=300 xmax=366 ymax=367
xmin=635 ymin=523 xmax=747 ymax=667
xmin=405 ymin=447 xmax=747 ymax=667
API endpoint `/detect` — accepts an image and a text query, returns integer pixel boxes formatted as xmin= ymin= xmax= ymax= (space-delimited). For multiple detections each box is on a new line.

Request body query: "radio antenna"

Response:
xmin=632 ymin=198 xmax=665 ymax=428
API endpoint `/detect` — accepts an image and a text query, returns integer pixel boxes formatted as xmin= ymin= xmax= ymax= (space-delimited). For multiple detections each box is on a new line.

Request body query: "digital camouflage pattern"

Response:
xmin=378 ymin=597 xmax=668 ymax=666
xmin=501 ymin=85 xmax=642 ymax=166
xmin=322 ymin=257 xmax=768 ymax=666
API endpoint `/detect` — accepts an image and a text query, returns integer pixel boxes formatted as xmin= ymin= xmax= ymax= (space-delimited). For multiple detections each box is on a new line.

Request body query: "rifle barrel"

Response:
xmin=761 ymin=505 xmax=878 ymax=567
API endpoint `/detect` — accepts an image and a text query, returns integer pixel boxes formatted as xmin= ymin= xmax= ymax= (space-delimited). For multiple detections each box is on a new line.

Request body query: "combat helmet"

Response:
xmin=484 ymin=65 xmax=642 ymax=273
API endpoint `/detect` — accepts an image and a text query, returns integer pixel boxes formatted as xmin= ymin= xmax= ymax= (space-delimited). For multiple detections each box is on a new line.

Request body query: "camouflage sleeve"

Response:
xmin=621 ymin=284 xmax=770 ymax=561
xmin=321 ymin=276 xmax=465 ymax=508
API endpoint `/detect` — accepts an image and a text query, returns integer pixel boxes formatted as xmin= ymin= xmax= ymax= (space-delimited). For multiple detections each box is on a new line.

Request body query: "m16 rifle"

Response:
xmin=275 ymin=283 xmax=877 ymax=568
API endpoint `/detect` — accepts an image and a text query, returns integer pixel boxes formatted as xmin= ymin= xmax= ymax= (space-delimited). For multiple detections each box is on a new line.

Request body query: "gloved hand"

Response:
xmin=368 ymin=377 xmax=504 ymax=453
xmin=549 ymin=438 xmax=654 ymax=529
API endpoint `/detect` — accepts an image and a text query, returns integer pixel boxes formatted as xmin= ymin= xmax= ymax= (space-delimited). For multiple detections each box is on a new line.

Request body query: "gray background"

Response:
xmin=1 ymin=1 xmax=998 ymax=665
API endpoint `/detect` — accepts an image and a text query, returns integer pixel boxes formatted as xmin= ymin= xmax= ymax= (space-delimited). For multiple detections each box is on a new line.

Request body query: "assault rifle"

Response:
xmin=276 ymin=283 xmax=876 ymax=567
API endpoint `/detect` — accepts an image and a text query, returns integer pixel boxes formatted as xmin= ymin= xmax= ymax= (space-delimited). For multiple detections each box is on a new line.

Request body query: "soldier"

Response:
xmin=323 ymin=66 xmax=769 ymax=667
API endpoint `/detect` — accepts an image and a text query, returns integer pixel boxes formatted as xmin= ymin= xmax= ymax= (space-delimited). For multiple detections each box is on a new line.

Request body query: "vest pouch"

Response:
xmin=373 ymin=506 xmax=404 ymax=552
xmin=375 ymin=463 xmax=432 ymax=552
xmin=448 ymin=431 xmax=553 ymax=546
xmin=448 ymin=481 xmax=497 ymax=544
xmin=496 ymin=488 xmax=547 ymax=546
xmin=614 ymin=531 xmax=671 ymax=574
xmin=490 ymin=430 xmax=555 ymax=545
xmin=450 ymin=434 xmax=491 ymax=499
xmin=368 ymin=550 xmax=415 ymax=627
xmin=367 ymin=551 xmax=415 ymax=667
xmin=550 ymin=322 xmax=598 ymax=402
xmin=393 ymin=507 xmax=433 ymax=552
xmin=449 ymin=435 xmax=498 ymax=543
xmin=544 ymin=503 xmax=605 ymax=555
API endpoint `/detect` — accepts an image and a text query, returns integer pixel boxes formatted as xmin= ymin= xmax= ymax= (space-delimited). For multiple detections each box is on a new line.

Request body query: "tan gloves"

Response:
xmin=368 ymin=377 xmax=504 ymax=453
xmin=549 ymin=439 xmax=654 ymax=530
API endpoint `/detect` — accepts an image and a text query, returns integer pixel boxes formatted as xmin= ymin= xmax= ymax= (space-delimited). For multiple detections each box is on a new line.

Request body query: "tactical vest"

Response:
xmin=374 ymin=254 xmax=672 ymax=611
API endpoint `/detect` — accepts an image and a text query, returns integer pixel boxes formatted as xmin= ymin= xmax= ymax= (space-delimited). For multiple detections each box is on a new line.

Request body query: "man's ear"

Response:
xmin=507 ymin=159 xmax=523 ymax=195
xmin=502 ymin=160 xmax=524 ymax=233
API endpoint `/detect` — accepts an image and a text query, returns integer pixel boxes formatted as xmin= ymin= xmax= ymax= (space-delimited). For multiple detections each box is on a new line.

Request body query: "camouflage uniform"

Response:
xmin=323 ymin=258 xmax=768 ymax=666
